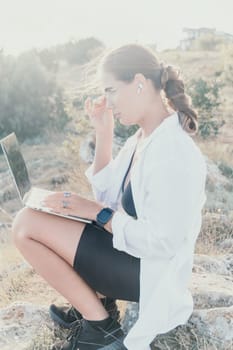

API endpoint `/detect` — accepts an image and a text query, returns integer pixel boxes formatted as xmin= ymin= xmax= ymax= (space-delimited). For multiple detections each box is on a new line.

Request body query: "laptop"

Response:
xmin=0 ymin=132 xmax=92 ymax=224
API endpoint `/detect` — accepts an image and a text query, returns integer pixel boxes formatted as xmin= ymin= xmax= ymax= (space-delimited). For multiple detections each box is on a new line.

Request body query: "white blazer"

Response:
xmin=86 ymin=113 xmax=207 ymax=350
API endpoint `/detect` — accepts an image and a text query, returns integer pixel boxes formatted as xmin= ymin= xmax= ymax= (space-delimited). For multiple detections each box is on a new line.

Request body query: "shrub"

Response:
xmin=187 ymin=78 xmax=225 ymax=138
xmin=191 ymin=33 xmax=231 ymax=51
xmin=0 ymin=51 xmax=69 ymax=141
xmin=218 ymin=161 xmax=233 ymax=180
xmin=44 ymin=37 xmax=105 ymax=66
xmin=114 ymin=121 xmax=138 ymax=141
xmin=221 ymin=44 xmax=233 ymax=85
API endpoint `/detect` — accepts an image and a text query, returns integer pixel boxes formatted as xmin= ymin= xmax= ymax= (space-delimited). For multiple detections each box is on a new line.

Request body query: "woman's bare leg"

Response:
xmin=12 ymin=207 xmax=109 ymax=321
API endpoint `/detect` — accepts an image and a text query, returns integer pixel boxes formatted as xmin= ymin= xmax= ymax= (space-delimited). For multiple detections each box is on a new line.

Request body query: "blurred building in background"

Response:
xmin=180 ymin=27 xmax=233 ymax=50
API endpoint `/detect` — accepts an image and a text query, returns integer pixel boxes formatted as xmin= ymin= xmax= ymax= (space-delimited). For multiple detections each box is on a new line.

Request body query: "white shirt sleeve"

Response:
xmin=85 ymin=136 xmax=137 ymax=207
xmin=112 ymin=159 xmax=207 ymax=259
xmin=85 ymin=160 xmax=114 ymax=199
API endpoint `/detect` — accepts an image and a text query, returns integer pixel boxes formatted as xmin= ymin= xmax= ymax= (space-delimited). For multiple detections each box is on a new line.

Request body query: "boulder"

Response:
xmin=121 ymin=253 xmax=233 ymax=349
xmin=190 ymin=306 xmax=233 ymax=348
xmin=0 ymin=302 xmax=54 ymax=350
xmin=193 ymin=254 xmax=233 ymax=276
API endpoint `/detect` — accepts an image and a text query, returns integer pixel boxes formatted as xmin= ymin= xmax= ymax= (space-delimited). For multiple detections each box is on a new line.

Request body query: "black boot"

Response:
xmin=52 ymin=316 xmax=127 ymax=350
xmin=49 ymin=298 xmax=120 ymax=329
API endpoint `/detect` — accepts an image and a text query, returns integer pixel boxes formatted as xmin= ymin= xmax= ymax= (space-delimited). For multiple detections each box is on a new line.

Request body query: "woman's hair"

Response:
xmin=101 ymin=44 xmax=198 ymax=135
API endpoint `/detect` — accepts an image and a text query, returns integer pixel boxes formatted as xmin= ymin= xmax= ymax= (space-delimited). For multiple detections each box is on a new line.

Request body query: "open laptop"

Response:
xmin=0 ymin=132 xmax=92 ymax=224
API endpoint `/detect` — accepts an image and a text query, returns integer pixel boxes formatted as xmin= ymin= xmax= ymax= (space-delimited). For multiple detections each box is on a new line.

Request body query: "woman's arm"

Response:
xmin=85 ymin=96 xmax=114 ymax=175
xmin=93 ymin=129 xmax=113 ymax=175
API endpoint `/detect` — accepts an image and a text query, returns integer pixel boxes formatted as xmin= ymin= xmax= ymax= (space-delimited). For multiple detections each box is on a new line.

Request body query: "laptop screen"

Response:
xmin=0 ymin=133 xmax=31 ymax=201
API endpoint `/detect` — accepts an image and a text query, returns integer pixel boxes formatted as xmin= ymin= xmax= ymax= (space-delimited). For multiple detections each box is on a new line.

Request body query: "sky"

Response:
xmin=0 ymin=0 xmax=232 ymax=55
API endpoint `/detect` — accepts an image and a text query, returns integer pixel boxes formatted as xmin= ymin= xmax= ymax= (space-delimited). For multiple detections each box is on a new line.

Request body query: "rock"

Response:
xmin=205 ymin=157 xmax=233 ymax=211
xmin=121 ymin=253 xmax=233 ymax=349
xmin=218 ymin=239 xmax=233 ymax=253
xmin=191 ymin=272 xmax=233 ymax=309
xmin=193 ymin=254 xmax=233 ymax=276
xmin=189 ymin=306 xmax=233 ymax=348
xmin=0 ymin=302 xmax=54 ymax=350
xmin=79 ymin=133 xmax=122 ymax=164
xmin=121 ymin=302 xmax=139 ymax=334
xmin=223 ymin=254 xmax=233 ymax=275
xmin=79 ymin=133 xmax=96 ymax=164
xmin=205 ymin=157 xmax=231 ymax=190
xmin=50 ymin=174 xmax=68 ymax=186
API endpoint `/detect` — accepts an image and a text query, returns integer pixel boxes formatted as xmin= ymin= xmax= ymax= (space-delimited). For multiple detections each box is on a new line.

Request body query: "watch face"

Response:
xmin=97 ymin=208 xmax=113 ymax=225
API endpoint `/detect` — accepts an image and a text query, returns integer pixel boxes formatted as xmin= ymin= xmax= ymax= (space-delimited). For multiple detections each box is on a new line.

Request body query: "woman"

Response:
xmin=12 ymin=44 xmax=207 ymax=350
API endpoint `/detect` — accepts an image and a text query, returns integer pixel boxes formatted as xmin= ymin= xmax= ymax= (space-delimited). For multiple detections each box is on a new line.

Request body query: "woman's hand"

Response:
xmin=43 ymin=191 xmax=103 ymax=221
xmin=84 ymin=95 xmax=114 ymax=135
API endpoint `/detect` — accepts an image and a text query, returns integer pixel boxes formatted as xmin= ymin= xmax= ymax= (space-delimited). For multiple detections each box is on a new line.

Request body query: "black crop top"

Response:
xmin=120 ymin=150 xmax=137 ymax=219
xmin=121 ymin=181 xmax=137 ymax=219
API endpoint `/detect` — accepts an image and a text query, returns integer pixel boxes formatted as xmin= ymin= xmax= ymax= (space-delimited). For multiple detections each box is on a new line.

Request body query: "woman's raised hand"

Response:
xmin=84 ymin=95 xmax=114 ymax=134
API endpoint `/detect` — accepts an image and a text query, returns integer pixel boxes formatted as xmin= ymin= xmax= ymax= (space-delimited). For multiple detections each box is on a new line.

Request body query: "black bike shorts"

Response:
xmin=73 ymin=223 xmax=140 ymax=302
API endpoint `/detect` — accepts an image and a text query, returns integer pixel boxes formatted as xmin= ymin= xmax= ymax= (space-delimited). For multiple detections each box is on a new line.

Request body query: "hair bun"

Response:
xmin=178 ymin=112 xmax=198 ymax=136
xmin=160 ymin=64 xmax=180 ymax=90
xmin=160 ymin=63 xmax=169 ymax=90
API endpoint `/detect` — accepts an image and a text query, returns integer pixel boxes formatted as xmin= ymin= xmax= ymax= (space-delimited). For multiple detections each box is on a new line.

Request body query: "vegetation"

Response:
xmin=190 ymin=32 xmax=233 ymax=51
xmin=38 ymin=37 xmax=105 ymax=68
xmin=218 ymin=161 xmax=233 ymax=180
xmin=187 ymin=77 xmax=225 ymax=138
xmin=0 ymin=51 xmax=69 ymax=141
xmin=0 ymin=37 xmax=105 ymax=142
xmin=221 ymin=45 xmax=233 ymax=84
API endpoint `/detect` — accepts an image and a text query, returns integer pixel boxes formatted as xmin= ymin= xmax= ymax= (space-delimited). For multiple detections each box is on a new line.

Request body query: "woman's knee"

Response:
xmin=12 ymin=207 xmax=36 ymax=247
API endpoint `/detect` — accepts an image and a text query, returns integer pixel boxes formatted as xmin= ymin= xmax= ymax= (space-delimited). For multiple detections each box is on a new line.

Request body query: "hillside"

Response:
xmin=0 ymin=47 xmax=232 ymax=349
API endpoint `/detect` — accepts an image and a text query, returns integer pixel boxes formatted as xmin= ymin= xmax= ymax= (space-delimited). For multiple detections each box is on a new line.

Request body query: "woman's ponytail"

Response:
xmin=160 ymin=64 xmax=198 ymax=135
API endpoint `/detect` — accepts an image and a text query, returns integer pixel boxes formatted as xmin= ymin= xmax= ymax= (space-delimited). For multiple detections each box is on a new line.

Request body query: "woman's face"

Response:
xmin=101 ymin=71 xmax=146 ymax=126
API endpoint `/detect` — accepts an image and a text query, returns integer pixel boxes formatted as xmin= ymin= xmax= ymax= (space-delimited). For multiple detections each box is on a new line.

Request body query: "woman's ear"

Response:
xmin=134 ymin=73 xmax=147 ymax=94
xmin=134 ymin=73 xmax=146 ymax=84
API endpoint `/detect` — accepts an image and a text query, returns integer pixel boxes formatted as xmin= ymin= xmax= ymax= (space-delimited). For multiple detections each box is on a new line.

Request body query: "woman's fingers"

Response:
xmin=84 ymin=96 xmax=113 ymax=129
xmin=85 ymin=97 xmax=102 ymax=117
xmin=84 ymin=97 xmax=92 ymax=115
xmin=93 ymin=96 xmax=106 ymax=109
xmin=85 ymin=95 xmax=106 ymax=108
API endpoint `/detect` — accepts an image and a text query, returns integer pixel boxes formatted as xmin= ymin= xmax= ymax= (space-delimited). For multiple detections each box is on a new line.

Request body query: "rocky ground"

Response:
xmin=0 ymin=137 xmax=232 ymax=349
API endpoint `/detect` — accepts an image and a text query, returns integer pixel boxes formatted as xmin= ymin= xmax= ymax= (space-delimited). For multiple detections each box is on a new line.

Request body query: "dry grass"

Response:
xmin=61 ymin=135 xmax=93 ymax=197
xmin=151 ymin=323 xmax=233 ymax=350
xmin=0 ymin=238 xmax=66 ymax=308
xmin=195 ymin=211 xmax=233 ymax=255
xmin=198 ymin=139 xmax=233 ymax=168
xmin=24 ymin=324 xmax=57 ymax=350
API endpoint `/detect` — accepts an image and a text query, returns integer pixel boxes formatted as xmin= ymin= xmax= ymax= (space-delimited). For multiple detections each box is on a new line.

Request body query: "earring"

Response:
xmin=137 ymin=83 xmax=143 ymax=95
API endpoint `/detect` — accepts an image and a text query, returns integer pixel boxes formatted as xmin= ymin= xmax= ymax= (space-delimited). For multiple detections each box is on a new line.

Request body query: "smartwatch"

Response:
xmin=96 ymin=207 xmax=114 ymax=228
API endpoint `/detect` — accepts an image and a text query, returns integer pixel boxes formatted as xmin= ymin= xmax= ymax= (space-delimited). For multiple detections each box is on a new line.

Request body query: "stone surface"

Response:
xmin=205 ymin=157 xmax=233 ymax=211
xmin=193 ymin=254 xmax=233 ymax=276
xmin=0 ymin=302 xmax=54 ymax=350
xmin=121 ymin=254 xmax=233 ymax=349
xmin=190 ymin=306 xmax=233 ymax=347
xmin=218 ymin=239 xmax=233 ymax=253
xmin=190 ymin=272 xmax=233 ymax=309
